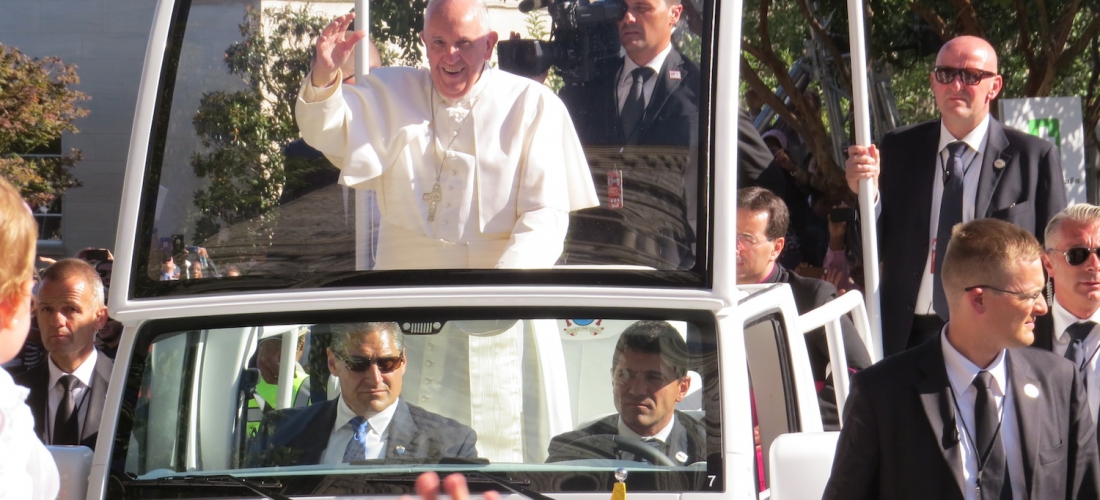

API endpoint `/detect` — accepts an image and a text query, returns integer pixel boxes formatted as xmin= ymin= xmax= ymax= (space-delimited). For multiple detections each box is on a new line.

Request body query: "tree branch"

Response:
xmin=1052 ymin=0 xmax=1083 ymax=50
xmin=909 ymin=0 xmax=950 ymax=41
xmin=946 ymin=0 xmax=983 ymax=37
xmin=796 ymin=0 xmax=851 ymax=91
xmin=1055 ymin=16 xmax=1100 ymax=73
xmin=1011 ymin=0 xmax=1036 ymax=73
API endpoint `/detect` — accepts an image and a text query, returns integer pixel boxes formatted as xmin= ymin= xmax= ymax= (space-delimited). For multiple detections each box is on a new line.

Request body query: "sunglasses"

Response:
xmin=933 ymin=66 xmax=998 ymax=86
xmin=335 ymin=352 xmax=404 ymax=373
xmin=1050 ymin=247 xmax=1100 ymax=266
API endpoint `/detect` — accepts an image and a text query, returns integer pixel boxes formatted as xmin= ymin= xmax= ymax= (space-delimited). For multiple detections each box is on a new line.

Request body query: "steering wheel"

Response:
xmin=559 ymin=434 xmax=679 ymax=467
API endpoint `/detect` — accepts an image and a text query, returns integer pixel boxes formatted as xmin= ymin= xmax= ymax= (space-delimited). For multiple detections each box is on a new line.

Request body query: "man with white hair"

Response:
xmin=296 ymin=0 xmax=598 ymax=269
xmin=1034 ymin=204 xmax=1100 ymax=430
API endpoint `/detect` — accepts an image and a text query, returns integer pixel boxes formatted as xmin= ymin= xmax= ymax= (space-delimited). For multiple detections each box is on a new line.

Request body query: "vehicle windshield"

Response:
xmin=110 ymin=312 xmax=722 ymax=497
xmin=129 ymin=0 xmax=713 ymax=299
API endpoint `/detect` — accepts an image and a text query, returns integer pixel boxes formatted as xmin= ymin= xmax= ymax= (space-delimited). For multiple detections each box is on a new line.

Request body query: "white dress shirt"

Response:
xmin=616 ymin=43 xmax=674 ymax=113
xmin=1049 ymin=298 xmax=1100 ymax=422
xmin=915 ymin=116 xmax=991 ymax=317
xmin=46 ymin=349 xmax=97 ymax=443
xmin=941 ymin=330 xmax=1025 ymax=500
xmin=320 ymin=395 xmax=399 ymax=464
xmin=616 ymin=412 xmax=676 ymax=443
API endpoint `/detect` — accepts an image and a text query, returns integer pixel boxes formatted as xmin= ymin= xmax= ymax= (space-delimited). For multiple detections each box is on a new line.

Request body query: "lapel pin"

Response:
xmin=395 ymin=445 xmax=406 ymax=455
xmin=675 ymin=451 xmax=688 ymax=463
xmin=668 ymin=69 xmax=682 ymax=80
xmin=994 ymin=159 xmax=1006 ymax=169
xmin=1024 ymin=383 xmax=1040 ymax=398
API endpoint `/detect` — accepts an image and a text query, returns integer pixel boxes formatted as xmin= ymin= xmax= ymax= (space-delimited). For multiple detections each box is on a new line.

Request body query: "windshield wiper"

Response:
xmin=467 ymin=471 xmax=556 ymax=500
xmin=124 ymin=474 xmax=291 ymax=500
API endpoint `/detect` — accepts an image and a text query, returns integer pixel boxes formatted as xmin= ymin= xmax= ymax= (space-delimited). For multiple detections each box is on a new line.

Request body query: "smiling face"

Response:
xmin=931 ymin=36 xmax=1002 ymax=137
xmin=36 ymin=276 xmax=107 ymax=369
xmin=327 ymin=329 xmax=406 ymax=416
xmin=1044 ymin=219 xmax=1100 ymax=318
xmin=618 ymin=0 xmax=682 ymax=65
xmin=612 ymin=348 xmax=690 ymax=437
xmin=421 ymin=0 xmax=498 ymax=100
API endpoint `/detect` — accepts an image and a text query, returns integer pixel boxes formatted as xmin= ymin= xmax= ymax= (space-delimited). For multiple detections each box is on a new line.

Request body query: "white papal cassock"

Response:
xmin=297 ymin=63 xmax=598 ymax=269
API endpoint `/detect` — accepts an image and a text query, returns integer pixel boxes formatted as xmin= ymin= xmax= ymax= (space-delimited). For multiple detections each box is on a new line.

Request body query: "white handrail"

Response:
xmin=796 ymin=290 xmax=876 ymax=422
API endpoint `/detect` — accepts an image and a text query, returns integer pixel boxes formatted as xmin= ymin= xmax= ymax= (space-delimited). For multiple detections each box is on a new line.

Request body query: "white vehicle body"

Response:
xmin=47 ymin=0 xmax=879 ymax=498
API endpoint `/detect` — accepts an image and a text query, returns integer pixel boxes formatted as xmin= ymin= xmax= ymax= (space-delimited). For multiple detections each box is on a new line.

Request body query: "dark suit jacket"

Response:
xmin=13 ymin=349 xmax=113 ymax=449
xmin=247 ymin=398 xmax=477 ymax=467
xmin=823 ymin=336 xmax=1100 ymax=499
xmin=877 ymin=118 xmax=1067 ymax=356
xmin=545 ymin=410 xmax=705 ymax=464
xmin=561 ymin=50 xmax=699 ymax=148
xmin=559 ymin=50 xmax=700 ymax=269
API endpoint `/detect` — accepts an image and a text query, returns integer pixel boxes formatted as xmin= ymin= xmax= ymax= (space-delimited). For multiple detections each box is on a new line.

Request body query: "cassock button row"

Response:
xmin=424 ymin=377 xmax=433 ymax=383
xmin=421 ymin=395 xmax=430 ymax=401
xmin=425 ymin=360 xmax=433 ymax=366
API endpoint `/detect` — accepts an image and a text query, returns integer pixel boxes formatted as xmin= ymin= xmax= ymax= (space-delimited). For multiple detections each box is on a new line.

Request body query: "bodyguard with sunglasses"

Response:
xmin=845 ymin=36 xmax=1067 ymax=357
xmin=1034 ymin=205 xmax=1100 ymax=429
xmin=247 ymin=322 xmax=477 ymax=467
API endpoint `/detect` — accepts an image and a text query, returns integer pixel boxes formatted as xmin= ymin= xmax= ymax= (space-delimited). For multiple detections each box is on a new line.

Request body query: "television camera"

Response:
xmin=496 ymin=0 xmax=626 ymax=84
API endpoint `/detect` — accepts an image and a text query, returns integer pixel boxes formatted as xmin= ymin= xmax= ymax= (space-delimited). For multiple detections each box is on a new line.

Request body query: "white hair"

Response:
xmin=424 ymin=0 xmax=492 ymax=32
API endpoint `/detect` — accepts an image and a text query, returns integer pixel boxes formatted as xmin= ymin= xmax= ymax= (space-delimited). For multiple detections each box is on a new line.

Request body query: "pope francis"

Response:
xmin=296 ymin=0 xmax=598 ymax=270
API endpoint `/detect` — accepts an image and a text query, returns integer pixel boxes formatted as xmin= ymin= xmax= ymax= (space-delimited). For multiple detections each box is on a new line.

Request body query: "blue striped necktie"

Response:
xmin=342 ymin=416 xmax=370 ymax=463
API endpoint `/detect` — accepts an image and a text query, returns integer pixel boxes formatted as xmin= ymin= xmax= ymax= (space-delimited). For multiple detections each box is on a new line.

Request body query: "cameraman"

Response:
xmin=560 ymin=0 xmax=696 ymax=149
xmin=559 ymin=0 xmax=701 ymax=269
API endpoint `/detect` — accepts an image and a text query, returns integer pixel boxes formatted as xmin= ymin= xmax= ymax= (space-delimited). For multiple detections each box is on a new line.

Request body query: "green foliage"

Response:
xmin=523 ymin=11 xmax=564 ymax=92
xmin=363 ymin=0 xmax=429 ymax=67
xmin=0 ymin=43 xmax=89 ymax=208
xmin=190 ymin=5 xmax=330 ymax=244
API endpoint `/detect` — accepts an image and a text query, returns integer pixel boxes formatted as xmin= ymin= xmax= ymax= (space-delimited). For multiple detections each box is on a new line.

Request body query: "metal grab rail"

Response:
xmin=795 ymin=290 xmax=877 ymax=423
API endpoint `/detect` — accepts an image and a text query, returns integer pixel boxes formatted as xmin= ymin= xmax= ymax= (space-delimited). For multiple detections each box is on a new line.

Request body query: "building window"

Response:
xmin=23 ymin=137 xmax=64 ymax=241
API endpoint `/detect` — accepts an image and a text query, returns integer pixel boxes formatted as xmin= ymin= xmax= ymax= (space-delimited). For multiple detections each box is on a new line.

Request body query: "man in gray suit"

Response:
xmin=248 ymin=322 xmax=477 ymax=466
xmin=546 ymin=320 xmax=704 ymax=465
xmin=824 ymin=219 xmax=1100 ymax=499
xmin=15 ymin=258 xmax=112 ymax=450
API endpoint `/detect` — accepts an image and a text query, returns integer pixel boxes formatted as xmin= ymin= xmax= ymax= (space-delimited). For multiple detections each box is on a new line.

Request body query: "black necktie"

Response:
xmin=932 ymin=141 xmax=968 ymax=320
xmin=54 ymin=374 xmax=80 ymax=445
xmin=1064 ymin=321 xmax=1096 ymax=370
xmin=973 ymin=370 xmax=1010 ymax=500
xmin=621 ymin=67 xmax=655 ymax=140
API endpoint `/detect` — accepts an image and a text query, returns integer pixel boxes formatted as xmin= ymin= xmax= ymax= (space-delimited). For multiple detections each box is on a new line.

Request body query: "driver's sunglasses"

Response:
xmin=335 ymin=352 xmax=405 ymax=373
xmin=1051 ymin=247 xmax=1100 ymax=266
xmin=933 ymin=66 xmax=997 ymax=86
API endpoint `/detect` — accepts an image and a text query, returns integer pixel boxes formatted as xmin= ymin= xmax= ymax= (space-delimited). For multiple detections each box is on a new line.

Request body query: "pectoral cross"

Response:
xmin=423 ymin=182 xmax=442 ymax=222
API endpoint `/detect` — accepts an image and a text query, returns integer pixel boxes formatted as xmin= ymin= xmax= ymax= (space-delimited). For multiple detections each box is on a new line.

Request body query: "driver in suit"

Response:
xmin=247 ymin=322 xmax=478 ymax=466
xmin=546 ymin=320 xmax=704 ymax=464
